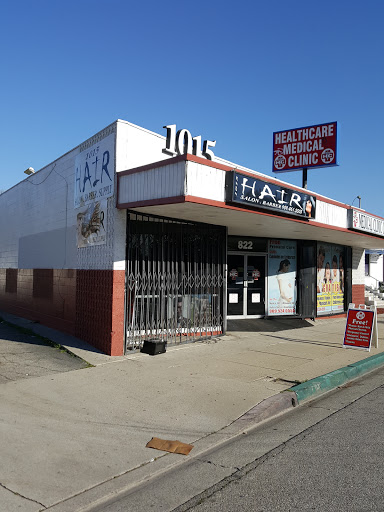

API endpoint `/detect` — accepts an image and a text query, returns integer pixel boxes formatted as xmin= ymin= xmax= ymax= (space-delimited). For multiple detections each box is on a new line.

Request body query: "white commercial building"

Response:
xmin=1 ymin=120 xmax=383 ymax=355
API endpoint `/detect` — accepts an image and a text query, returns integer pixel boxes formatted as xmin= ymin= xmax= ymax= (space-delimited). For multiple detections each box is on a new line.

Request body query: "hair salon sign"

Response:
xmin=74 ymin=134 xmax=115 ymax=208
xmin=226 ymin=171 xmax=316 ymax=219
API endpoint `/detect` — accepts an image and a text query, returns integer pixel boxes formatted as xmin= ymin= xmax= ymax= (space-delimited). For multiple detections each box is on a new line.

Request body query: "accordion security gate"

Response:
xmin=125 ymin=212 xmax=226 ymax=351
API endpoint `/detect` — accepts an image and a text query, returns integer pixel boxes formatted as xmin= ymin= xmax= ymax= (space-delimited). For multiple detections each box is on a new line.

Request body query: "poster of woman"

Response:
xmin=268 ymin=240 xmax=296 ymax=316
xmin=317 ymin=243 xmax=345 ymax=314
xmin=331 ymin=252 xmax=344 ymax=311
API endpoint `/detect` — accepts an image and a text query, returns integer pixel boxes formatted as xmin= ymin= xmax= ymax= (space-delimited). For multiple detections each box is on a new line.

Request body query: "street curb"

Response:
xmin=289 ymin=351 xmax=384 ymax=404
xmin=232 ymin=391 xmax=298 ymax=432
xmin=40 ymin=360 xmax=384 ymax=512
xmin=43 ymin=393 xmax=300 ymax=512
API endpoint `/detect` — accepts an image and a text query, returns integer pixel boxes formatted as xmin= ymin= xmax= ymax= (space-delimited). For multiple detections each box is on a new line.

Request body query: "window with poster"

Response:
xmin=267 ymin=239 xmax=297 ymax=316
xmin=316 ymin=243 xmax=345 ymax=315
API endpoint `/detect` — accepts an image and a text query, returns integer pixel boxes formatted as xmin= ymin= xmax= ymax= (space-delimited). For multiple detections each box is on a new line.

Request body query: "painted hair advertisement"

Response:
xmin=317 ymin=243 xmax=345 ymax=315
xmin=268 ymin=240 xmax=297 ymax=316
xmin=77 ymin=199 xmax=107 ymax=248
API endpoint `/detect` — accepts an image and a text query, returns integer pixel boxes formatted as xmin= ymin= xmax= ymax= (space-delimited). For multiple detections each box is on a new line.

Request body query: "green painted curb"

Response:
xmin=289 ymin=352 xmax=384 ymax=404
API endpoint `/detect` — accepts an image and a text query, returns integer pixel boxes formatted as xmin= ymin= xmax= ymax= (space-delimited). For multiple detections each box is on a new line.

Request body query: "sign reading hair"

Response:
xmin=226 ymin=171 xmax=316 ymax=219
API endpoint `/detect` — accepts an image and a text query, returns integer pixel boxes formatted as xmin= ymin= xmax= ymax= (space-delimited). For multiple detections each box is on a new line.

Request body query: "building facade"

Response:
xmin=0 ymin=120 xmax=383 ymax=355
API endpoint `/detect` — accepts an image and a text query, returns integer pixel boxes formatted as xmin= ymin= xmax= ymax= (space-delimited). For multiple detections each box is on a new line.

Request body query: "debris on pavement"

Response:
xmin=146 ymin=437 xmax=194 ymax=455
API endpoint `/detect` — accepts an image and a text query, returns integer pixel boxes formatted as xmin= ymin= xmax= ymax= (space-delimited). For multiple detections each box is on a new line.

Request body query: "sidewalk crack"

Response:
xmin=0 ymin=482 xmax=47 ymax=508
xmin=199 ymin=458 xmax=239 ymax=471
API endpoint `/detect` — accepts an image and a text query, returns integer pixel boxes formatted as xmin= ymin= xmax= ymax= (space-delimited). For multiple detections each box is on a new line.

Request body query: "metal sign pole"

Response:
xmin=371 ymin=304 xmax=378 ymax=349
xmin=302 ymin=167 xmax=308 ymax=189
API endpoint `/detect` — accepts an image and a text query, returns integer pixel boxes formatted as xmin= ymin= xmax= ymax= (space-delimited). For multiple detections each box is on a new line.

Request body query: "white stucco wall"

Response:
xmin=0 ymin=145 xmax=79 ymax=269
xmin=367 ymin=254 xmax=384 ymax=284
xmin=352 ymin=247 xmax=365 ymax=285
xmin=0 ymin=120 xmax=179 ymax=271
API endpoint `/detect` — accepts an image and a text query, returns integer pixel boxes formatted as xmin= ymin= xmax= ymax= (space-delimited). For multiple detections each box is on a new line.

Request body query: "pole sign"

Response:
xmin=226 ymin=170 xmax=316 ymax=219
xmin=343 ymin=307 xmax=375 ymax=351
xmin=273 ymin=122 xmax=337 ymax=173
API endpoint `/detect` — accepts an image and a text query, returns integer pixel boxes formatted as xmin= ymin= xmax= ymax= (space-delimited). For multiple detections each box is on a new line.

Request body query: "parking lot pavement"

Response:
xmin=0 ymin=320 xmax=90 ymax=383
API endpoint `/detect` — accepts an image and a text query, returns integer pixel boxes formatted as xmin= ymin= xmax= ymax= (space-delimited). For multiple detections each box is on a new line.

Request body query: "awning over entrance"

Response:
xmin=117 ymin=154 xmax=384 ymax=250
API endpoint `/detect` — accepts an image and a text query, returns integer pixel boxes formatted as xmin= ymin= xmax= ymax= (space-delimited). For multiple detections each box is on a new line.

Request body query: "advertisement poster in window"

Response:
xmin=317 ymin=243 xmax=345 ymax=315
xmin=268 ymin=240 xmax=297 ymax=315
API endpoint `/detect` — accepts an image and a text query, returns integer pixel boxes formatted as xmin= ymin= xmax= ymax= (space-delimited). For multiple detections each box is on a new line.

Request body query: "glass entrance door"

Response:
xmin=227 ymin=254 xmax=266 ymax=317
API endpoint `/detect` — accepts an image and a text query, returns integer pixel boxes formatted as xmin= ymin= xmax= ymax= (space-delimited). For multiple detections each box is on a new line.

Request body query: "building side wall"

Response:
xmin=0 ymin=123 xmax=119 ymax=272
xmin=0 ymin=124 xmax=125 ymax=354
xmin=368 ymin=254 xmax=383 ymax=283
xmin=0 ymin=151 xmax=78 ymax=269
xmin=0 ymin=121 xmax=178 ymax=354
xmin=0 ymin=268 xmax=77 ymax=335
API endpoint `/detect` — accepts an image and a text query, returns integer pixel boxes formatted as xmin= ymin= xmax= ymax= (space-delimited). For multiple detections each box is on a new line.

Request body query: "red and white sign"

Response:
xmin=273 ymin=122 xmax=337 ymax=173
xmin=343 ymin=308 xmax=375 ymax=351
xmin=229 ymin=269 xmax=238 ymax=280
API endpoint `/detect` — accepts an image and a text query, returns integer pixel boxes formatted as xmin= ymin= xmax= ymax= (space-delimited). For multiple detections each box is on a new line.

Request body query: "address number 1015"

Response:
xmin=163 ymin=124 xmax=216 ymax=160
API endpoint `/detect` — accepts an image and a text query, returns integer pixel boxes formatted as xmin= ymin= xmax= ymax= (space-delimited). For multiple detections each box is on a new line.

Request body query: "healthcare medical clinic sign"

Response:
xmin=273 ymin=122 xmax=337 ymax=173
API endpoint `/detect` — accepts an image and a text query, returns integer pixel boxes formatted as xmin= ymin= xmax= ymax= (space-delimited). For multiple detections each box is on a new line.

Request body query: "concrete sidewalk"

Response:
xmin=0 ymin=312 xmax=383 ymax=511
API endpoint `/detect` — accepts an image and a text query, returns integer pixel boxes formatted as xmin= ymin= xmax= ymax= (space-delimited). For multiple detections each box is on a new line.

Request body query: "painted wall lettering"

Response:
xmin=74 ymin=134 xmax=115 ymax=208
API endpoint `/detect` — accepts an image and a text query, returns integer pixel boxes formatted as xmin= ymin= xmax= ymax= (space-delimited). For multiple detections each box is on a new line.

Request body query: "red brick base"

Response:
xmin=0 ymin=268 xmax=125 ymax=356
xmin=352 ymin=284 xmax=366 ymax=308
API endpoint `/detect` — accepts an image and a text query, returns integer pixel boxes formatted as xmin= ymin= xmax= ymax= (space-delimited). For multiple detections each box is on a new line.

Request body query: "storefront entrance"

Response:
xmin=227 ymin=254 xmax=266 ymax=318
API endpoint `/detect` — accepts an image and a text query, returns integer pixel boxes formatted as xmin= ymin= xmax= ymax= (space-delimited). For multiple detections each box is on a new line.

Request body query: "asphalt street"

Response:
xmin=177 ymin=370 xmax=384 ymax=512
xmin=91 ymin=366 xmax=384 ymax=512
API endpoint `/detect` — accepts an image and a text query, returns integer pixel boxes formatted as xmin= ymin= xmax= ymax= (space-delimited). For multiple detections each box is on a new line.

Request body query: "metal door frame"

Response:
xmin=227 ymin=252 xmax=267 ymax=319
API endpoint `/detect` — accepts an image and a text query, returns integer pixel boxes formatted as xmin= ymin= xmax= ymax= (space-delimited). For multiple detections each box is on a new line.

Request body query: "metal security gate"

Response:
xmin=125 ymin=211 xmax=226 ymax=351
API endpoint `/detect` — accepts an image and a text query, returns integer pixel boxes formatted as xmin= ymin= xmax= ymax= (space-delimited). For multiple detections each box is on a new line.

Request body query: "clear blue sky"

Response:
xmin=1 ymin=0 xmax=383 ymax=215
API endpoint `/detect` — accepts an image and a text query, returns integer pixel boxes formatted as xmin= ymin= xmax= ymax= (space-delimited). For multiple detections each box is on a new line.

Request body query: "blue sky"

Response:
xmin=1 ymin=0 xmax=383 ymax=215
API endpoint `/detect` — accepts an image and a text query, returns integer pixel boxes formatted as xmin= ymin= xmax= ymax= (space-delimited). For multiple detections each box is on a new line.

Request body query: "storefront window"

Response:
xmin=317 ymin=243 xmax=345 ymax=315
xmin=267 ymin=240 xmax=297 ymax=316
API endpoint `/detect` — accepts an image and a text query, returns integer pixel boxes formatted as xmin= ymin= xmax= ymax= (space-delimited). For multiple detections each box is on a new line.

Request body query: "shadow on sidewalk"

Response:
xmin=0 ymin=320 xmax=90 ymax=383
xmin=227 ymin=317 xmax=314 ymax=332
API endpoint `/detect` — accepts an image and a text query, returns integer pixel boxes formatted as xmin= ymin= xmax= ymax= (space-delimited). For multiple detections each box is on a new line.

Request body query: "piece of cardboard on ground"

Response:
xmin=146 ymin=437 xmax=194 ymax=455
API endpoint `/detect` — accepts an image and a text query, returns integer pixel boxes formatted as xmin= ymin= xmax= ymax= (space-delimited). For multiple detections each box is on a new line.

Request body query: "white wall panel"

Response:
xmin=115 ymin=120 xmax=169 ymax=173
xmin=185 ymin=162 xmax=226 ymax=202
xmin=118 ymin=162 xmax=186 ymax=205
xmin=315 ymin=200 xmax=348 ymax=228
